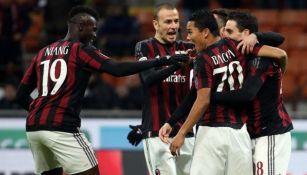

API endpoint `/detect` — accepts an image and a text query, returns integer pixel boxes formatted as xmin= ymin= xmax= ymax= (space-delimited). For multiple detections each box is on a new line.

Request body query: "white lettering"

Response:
xmin=211 ymin=49 xmax=236 ymax=65
xmin=45 ymin=46 xmax=69 ymax=56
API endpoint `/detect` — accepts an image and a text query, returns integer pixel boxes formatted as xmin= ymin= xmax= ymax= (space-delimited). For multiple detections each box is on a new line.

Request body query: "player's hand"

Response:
xmin=171 ymin=54 xmax=190 ymax=63
xmin=169 ymin=132 xmax=185 ymax=157
xmin=157 ymin=54 xmax=190 ymax=66
xmin=159 ymin=123 xmax=172 ymax=144
xmin=237 ymin=33 xmax=258 ymax=55
xmin=127 ymin=125 xmax=143 ymax=146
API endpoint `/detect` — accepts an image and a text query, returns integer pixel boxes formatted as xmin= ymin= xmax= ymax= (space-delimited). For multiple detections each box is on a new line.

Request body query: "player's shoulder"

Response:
xmin=136 ymin=38 xmax=155 ymax=47
xmin=219 ymin=38 xmax=240 ymax=46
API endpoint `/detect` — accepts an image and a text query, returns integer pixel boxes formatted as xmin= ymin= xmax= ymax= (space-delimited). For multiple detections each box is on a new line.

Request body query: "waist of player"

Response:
xmin=198 ymin=122 xmax=245 ymax=129
xmin=142 ymin=131 xmax=194 ymax=139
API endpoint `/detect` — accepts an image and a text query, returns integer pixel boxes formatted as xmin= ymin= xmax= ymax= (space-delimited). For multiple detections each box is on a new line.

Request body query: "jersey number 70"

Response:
xmin=213 ymin=61 xmax=244 ymax=92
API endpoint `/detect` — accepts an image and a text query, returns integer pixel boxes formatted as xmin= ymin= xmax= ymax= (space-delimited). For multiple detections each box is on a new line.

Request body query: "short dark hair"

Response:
xmin=68 ymin=5 xmax=99 ymax=21
xmin=153 ymin=3 xmax=176 ymax=20
xmin=189 ymin=9 xmax=219 ymax=37
xmin=212 ymin=8 xmax=233 ymax=29
xmin=227 ymin=11 xmax=258 ymax=33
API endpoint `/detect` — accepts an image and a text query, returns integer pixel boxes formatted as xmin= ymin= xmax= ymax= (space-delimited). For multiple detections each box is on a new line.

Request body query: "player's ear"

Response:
xmin=153 ymin=20 xmax=158 ymax=30
xmin=203 ymin=28 xmax=210 ymax=38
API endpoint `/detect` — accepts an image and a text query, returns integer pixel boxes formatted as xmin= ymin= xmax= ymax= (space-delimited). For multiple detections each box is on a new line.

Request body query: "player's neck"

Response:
xmin=206 ymin=35 xmax=220 ymax=49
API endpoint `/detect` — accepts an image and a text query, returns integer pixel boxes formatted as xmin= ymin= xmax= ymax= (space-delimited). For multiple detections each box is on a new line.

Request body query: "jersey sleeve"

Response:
xmin=78 ymin=44 xmax=110 ymax=73
xmin=21 ymin=55 xmax=37 ymax=88
xmin=249 ymin=57 xmax=272 ymax=82
xmin=255 ymin=32 xmax=285 ymax=47
xmin=135 ymin=41 xmax=150 ymax=60
xmin=193 ymin=55 xmax=213 ymax=90
xmin=250 ymin=43 xmax=263 ymax=56
xmin=16 ymin=55 xmax=38 ymax=110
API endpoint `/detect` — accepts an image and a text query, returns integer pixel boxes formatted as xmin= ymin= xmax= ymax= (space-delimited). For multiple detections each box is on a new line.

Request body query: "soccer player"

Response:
xmin=212 ymin=8 xmax=285 ymax=52
xmin=167 ymin=9 xmax=288 ymax=175
xmin=211 ymin=11 xmax=293 ymax=175
xmin=15 ymin=6 xmax=188 ymax=175
xmin=159 ymin=8 xmax=286 ymax=143
xmin=127 ymin=3 xmax=195 ymax=175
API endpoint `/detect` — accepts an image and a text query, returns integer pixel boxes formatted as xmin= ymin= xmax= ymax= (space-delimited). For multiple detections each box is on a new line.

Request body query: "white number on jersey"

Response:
xmin=213 ymin=61 xmax=243 ymax=92
xmin=40 ymin=59 xmax=67 ymax=96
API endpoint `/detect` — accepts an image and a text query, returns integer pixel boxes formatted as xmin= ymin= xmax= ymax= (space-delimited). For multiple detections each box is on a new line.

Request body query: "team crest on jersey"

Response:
xmin=155 ymin=169 xmax=160 ymax=175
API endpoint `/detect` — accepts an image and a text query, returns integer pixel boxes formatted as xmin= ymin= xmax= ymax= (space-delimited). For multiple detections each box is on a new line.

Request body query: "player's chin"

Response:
xmin=167 ymin=35 xmax=177 ymax=43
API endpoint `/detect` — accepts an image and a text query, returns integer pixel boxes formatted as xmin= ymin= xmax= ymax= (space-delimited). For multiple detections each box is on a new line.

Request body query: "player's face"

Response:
xmin=78 ymin=15 xmax=97 ymax=44
xmin=224 ymin=20 xmax=249 ymax=41
xmin=186 ymin=21 xmax=207 ymax=52
xmin=153 ymin=8 xmax=179 ymax=44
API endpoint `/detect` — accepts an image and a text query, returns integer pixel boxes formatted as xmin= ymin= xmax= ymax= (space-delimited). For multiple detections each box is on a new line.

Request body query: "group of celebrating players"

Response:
xmin=16 ymin=3 xmax=292 ymax=175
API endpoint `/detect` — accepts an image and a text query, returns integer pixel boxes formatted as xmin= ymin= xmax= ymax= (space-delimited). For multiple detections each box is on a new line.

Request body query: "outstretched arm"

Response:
xmin=100 ymin=55 xmax=188 ymax=77
xmin=79 ymin=44 xmax=189 ymax=76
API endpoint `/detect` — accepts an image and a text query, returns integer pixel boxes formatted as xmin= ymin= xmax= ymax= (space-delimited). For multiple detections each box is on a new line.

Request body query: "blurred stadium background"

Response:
xmin=0 ymin=0 xmax=306 ymax=174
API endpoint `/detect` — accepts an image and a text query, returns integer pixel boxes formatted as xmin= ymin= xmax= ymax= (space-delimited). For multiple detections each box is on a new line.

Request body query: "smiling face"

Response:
xmin=224 ymin=20 xmax=250 ymax=41
xmin=186 ymin=21 xmax=208 ymax=52
xmin=153 ymin=8 xmax=179 ymax=44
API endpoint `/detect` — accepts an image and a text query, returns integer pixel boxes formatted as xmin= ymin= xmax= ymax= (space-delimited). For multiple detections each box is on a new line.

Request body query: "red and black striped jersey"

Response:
xmin=246 ymin=58 xmax=293 ymax=138
xmin=21 ymin=40 xmax=109 ymax=133
xmin=135 ymin=37 xmax=194 ymax=136
xmin=194 ymin=38 xmax=261 ymax=128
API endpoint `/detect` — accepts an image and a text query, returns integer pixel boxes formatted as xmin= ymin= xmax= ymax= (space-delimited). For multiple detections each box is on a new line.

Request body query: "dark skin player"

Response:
xmin=16 ymin=6 xmax=189 ymax=175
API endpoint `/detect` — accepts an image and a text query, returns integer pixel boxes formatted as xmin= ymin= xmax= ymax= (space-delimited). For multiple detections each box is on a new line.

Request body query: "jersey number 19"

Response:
xmin=40 ymin=59 xmax=67 ymax=96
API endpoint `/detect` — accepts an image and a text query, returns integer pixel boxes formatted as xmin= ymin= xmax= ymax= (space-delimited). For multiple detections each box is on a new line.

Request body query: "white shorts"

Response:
xmin=143 ymin=137 xmax=194 ymax=175
xmin=252 ymin=132 xmax=291 ymax=175
xmin=190 ymin=125 xmax=253 ymax=175
xmin=26 ymin=130 xmax=98 ymax=174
